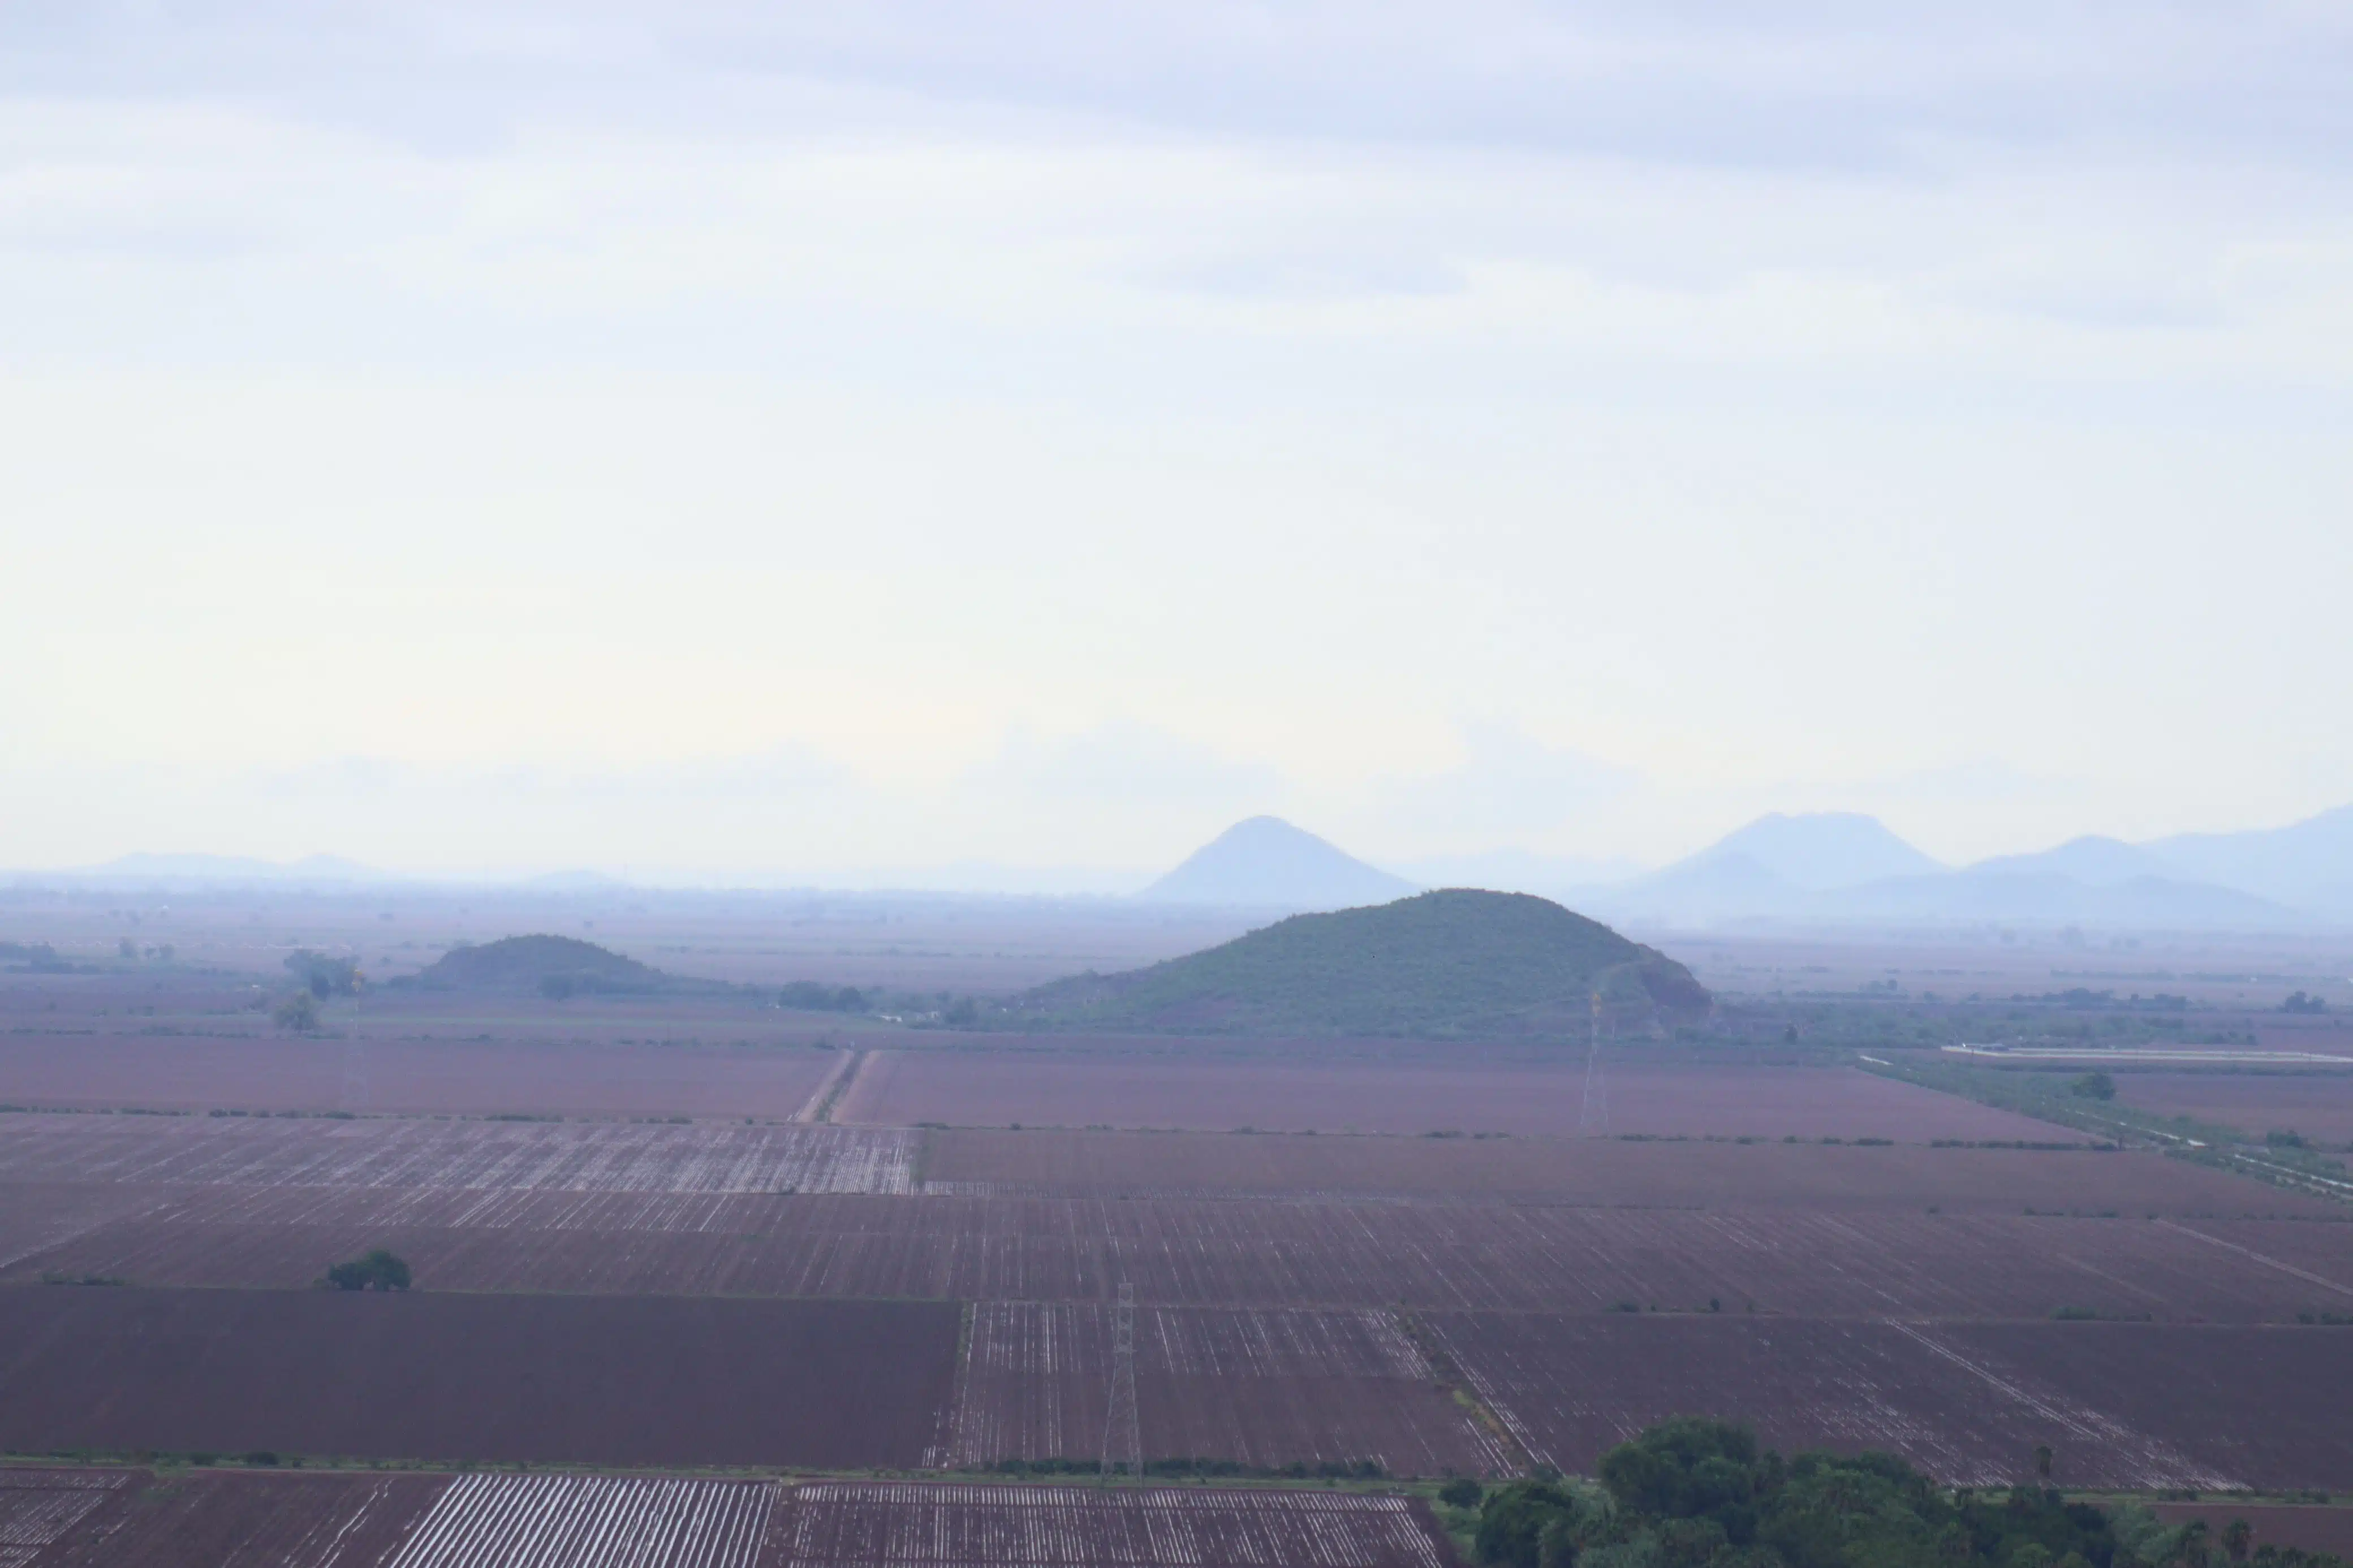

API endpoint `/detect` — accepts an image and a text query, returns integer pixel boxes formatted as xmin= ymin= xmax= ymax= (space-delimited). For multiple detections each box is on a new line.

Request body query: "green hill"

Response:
xmin=400 ymin=934 xmax=671 ymax=996
xmin=1001 ymin=888 xmax=1709 ymax=1037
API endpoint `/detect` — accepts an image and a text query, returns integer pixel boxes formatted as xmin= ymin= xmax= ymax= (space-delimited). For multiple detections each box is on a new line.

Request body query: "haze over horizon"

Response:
xmin=6 ymin=3 xmax=2350 ymax=878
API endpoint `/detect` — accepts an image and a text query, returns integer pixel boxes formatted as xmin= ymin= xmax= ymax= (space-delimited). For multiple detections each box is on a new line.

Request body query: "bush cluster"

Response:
xmin=320 ymin=1249 xmax=411 ymax=1292
xmin=1468 ymin=1418 xmax=2303 ymax=1568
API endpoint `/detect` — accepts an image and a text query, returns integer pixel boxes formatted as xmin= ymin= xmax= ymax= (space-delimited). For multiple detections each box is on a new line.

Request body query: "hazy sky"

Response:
xmin=5 ymin=3 xmax=2351 ymax=879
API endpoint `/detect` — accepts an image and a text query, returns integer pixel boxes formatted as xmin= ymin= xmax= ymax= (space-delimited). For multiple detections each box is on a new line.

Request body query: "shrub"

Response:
xmin=284 ymin=951 xmax=363 ymax=999
xmin=2069 ymin=1073 xmax=2116 ymax=1101
xmin=1441 ymin=1477 xmax=1486 ymax=1510
xmin=321 ymin=1249 xmax=411 ymax=1291
xmin=1477 ymin=1480 xmax=1584 ymax=1568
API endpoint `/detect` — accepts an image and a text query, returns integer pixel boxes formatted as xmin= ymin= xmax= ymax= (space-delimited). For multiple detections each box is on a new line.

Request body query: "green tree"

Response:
xmin=322 ymin=1249 xmax=411 ymax=1291
xmin=1441 ymin=1478 xmax=1486 ymax=1511
xmin=2068 ymin=1073 xmax=2115 ymax=1100
xmin=285 ymin=950 xmax=364 ymax=999
xmin=272 ymin=992 xmax=321 ymax=1032
xmin=1478 ymin=1480 xmax=1587 ymax=1568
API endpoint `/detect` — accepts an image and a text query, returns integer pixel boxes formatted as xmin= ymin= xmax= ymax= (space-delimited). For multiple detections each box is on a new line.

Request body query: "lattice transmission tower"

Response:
xmin=1101 ymin=1281 xmax=1141 ymax=1479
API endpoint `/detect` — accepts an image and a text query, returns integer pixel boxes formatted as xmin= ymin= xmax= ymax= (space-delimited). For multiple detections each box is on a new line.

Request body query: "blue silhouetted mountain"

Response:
xmin=2141 ymin=804 xmax=2353 ymax=915
xmin=67 ymin=853 xmax=391 ymax=886
xmin=1140 ymin=817 xmax=1417 ymax=912
xmin=1669 ymin=813 xmax=1945 ymax=891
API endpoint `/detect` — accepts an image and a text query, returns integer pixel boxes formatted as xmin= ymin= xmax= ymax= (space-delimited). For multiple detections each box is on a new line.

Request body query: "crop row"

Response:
xmin=779 ymin=1482 xmax=1450 ymax=1568
xmin=0 ymin=1117 xmax=916 ymax=1195
xmin=389 ymin=1475 xmax=774 ymax=1568
xmin=941 ymin=1303 xmax=1511 ymax=1476
xmin=1421 ymin=1314 xmax=2278 ymax=1491
xmin=0 ymin=1471 xmax=126 ymax=1568
xmin=15 ymin=1191 xmax=2352 ymax=1324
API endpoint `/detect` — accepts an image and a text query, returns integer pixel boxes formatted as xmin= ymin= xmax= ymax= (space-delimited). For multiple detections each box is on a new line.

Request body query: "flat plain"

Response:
xmin=7 ymin=901 xmax=2353 ymax=1517
xmin=1419 ymin=1314 xmax=2320 ymax=1491
xmin=13 ymin=1471 xmax=449 ymax=1568
xmin=0 ymin=1289 xmax=960 ymax=1470
xmin=2112 ymin=1070 xmax=2353 ymax=1144
xmin=773 ymin=1481 xmax=1454 ymax=1568
xmin=834 ymin=1049 xmax=2061 ymax=1139
xmin=0 ymin=1031 xmax=849 ymax=1119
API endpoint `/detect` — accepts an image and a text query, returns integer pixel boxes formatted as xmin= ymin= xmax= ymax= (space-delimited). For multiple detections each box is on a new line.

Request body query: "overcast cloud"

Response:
xmin=4 ymin=2 xmax=2349 ymax=876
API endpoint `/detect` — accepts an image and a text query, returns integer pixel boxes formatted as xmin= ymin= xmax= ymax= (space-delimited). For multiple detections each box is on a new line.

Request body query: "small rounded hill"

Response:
xmin=398 ymin=934 xmax=669 ymax=996
xmin=1005 ymin=888 xmax=1709 ymax=1038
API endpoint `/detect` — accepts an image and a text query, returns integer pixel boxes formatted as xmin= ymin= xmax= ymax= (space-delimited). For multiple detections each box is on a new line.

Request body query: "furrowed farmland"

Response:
xmin=833 ymin=1051 xmax=2059 ymax=1140
xmin=0 ymin=1474 xmax=1460 ymax=1568
xmin=0 ymin=1032 xmax=850 ymax=1121
xmin=14 ymin=1178 xmax=2352 ymax=1326
xmin=942 ymin=1303 xmax=1512 ymax=1474
xmin=1417 ymin=1314 xmax=2266 ymax=1489
xmin=6 ymin=909 xmax=2353 ymax=1541
xmin=0 ymin=1117 xmax=919 ymax=1197
xmin=774 ymin=1481 xmax=1453 ymax=1568
xmin=916 ymin=1126 xmax=2328 ymax=1211
xmin=388 ymin=1475 xmax=775 ymax=1568
xmin=21 ymin=1472 xmax=450 ymax=1568
xmin=0 ymin=1290 xmax=959 ymax=1469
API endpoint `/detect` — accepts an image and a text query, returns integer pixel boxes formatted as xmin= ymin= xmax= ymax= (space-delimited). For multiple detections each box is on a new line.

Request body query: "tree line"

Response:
xmin=1459 ymin=1419 xmax=2344 ymax=1568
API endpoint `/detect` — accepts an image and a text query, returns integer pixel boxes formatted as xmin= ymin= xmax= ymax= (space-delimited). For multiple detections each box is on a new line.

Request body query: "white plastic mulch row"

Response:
xmin=386 ymin=1474 xmax=774 ymax=1568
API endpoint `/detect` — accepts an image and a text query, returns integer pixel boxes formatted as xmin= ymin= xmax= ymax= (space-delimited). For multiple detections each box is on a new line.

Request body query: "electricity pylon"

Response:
xmin=1102 ymin=1281 xmax=1140 ymax=1480
xmin=1578 ymin=990 xmax=1608 ymax=1136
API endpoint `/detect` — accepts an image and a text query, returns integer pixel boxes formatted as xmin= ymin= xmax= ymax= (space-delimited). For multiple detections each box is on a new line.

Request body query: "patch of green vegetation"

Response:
xmin=998 ymin=890 xmax=1708 ymax=1038
xmin=1473 ymin=1418 xmax=2184 ymax=1568
xmin=398 ymin=935 xmax=675 ymax=997
xmin=319 ymin=1249 xmax=411 ymax=1292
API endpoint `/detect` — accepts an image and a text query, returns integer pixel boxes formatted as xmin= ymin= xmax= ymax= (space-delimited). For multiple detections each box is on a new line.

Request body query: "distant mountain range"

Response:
xmin=1572 ymin=808 xmax=2353 ymax=930
xmin=59 ymin=853 xmax=395 ymax=885
xmin=28 ymin=798 xmax=2353 ymax=930
xmin=1140 ymin=816 xmax=1416 ymax=910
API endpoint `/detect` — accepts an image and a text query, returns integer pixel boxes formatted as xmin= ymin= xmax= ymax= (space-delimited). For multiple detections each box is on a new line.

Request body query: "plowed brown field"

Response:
xmin=0 ymin=1289 xmax=958 ymax=1468
xmin=1424 ymin=1314 xmax=2353 ymax=1491
xmin=21 ymin=1470 xmax=448 ymax=1568
xmin=772 ymin=1481 xmax=1452 ymax=1568
xmin=919 ymin=1128 xmax=2326 ymax=1213
xmin=835 ymin=1052 xmax=2058 ymax=1139
xmin=12 ymin=1194 xmax=2352 ymax=1323
xmin=2115 ymin=1072 xmax=2353 ymax=1145
xmin=0 ymin=1116 xmax=917 ymax=1196
xmin=942 ymin=1303 xmax=1510 ymax=1475
xmin=1938 ymin=1322 xmax=2353 ymax=1492
xmin=0 ymin=1033 xmax=844 ymax=1119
